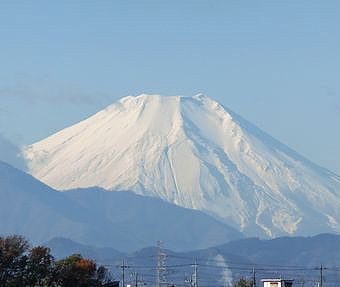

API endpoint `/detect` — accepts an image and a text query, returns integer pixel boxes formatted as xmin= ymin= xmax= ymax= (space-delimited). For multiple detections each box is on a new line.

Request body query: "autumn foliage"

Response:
xmin=0 ymin=235 xmax=112 ymax=287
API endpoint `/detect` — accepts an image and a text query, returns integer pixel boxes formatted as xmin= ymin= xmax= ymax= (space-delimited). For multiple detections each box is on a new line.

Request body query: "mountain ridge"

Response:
xmin=0 ymin=160 xmax=241 ymax=251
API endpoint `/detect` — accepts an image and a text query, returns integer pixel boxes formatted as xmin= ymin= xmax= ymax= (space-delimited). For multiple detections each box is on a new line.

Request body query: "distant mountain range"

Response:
xmin=23 ymin=94 xmax=340 ymax=238
xmin=0 ymin=160 xmax=242 ymax=251
xmin=45 ymin=234 xmax=340 ymax=287
xmin=46 ymin=233 xmax=340 ymax=269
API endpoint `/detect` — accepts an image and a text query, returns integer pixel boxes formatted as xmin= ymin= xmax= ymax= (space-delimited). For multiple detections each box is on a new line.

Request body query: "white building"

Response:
xmin=261 ymin=279 xmax=293 ymax=287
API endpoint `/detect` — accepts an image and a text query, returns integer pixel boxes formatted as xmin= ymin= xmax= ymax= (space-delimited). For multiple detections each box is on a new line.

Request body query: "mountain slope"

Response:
xmin=0 ymin=160 xmax=135 ymax=249
xmin=23 ymin=94 xmax=340 ymax=237
xmin=65 ymin=187 xmax=243 ymax=250
xmin=44 ymin=237 xmax=122 ymax=261
xmin=0 ymin=160 xmax=241 ymax=251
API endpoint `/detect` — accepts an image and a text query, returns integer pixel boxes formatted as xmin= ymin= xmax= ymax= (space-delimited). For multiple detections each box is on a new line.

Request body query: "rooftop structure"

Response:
xmin=261 ymin=279 xmax=293 ymax=287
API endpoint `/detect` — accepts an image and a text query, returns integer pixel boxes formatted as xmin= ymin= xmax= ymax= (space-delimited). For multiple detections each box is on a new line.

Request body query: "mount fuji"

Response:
xmin=23 ymin=94 xmax=340 ymax=237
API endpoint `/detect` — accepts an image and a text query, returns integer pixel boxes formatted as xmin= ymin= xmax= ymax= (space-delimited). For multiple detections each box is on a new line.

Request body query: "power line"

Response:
xmin=110 ymin=253 xmax=340 ymax=287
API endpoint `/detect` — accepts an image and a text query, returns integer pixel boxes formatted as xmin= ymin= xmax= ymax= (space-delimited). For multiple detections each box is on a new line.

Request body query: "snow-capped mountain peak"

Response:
xmin=23 ymin=94 xmax=340 ymax=238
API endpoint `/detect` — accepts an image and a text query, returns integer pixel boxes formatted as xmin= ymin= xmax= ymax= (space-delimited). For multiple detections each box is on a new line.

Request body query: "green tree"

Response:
xmin=55 ymin=254 xmax=111 ymax=287
xmin=0 ymin=235 xmax=112 ymax=287
xmin=25 ymin=246 xmax=55 ymax=287
xmin=233 ymin=278 xmax=254 ymax=287
xmin=0 ymin=235 xmax=29 ymax=286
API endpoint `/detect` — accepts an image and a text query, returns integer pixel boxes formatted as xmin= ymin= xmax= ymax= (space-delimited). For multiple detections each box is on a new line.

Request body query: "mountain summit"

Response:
xmin=23 ymin=94 xmax=340 ymax=237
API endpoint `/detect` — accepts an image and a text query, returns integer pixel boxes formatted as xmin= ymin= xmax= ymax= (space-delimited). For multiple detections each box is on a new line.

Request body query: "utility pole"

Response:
xmin=252 ymin=268 xmax=256 ymax=287
xmin=120 ymin=260 xmax=129 ymax=287
xmin=132 ymin=272 xmax=139 ymax=287
xmin=192 ymin=260 xmax=198 ymax=287
xmin=320 ymin=265 xmax=324 ymax=287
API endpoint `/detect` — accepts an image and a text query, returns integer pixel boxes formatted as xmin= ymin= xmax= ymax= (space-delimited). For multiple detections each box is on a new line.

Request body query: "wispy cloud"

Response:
xmin=0 ymin=134 xmax=27 ymax=171
xmin=0 ymin=75 xmax=111 ymax=107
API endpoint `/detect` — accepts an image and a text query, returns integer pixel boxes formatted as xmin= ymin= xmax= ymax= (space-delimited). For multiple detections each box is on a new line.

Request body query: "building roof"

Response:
xmin=261 ymin=279 xmax=293 ymax=282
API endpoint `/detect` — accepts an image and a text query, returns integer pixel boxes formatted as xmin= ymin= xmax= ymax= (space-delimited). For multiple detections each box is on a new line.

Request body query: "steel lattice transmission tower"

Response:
xmin=156 ymin=241 xmax=167 ymax=287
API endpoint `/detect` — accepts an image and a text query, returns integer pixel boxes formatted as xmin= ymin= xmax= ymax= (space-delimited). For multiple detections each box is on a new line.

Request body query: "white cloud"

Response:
xmin=0 ymin=75 xmax=110 ymax=107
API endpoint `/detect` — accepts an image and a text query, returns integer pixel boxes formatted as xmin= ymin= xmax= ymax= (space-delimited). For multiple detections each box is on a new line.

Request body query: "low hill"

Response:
xmin=0 ymin=160 xmax=242 ymax=251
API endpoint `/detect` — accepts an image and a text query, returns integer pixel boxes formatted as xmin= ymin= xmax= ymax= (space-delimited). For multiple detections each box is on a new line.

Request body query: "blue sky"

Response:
xmin=0 ymin=0 xmax=339 ymax=174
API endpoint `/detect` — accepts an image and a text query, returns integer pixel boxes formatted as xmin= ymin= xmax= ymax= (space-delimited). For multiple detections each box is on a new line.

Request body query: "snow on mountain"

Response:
xmin=0 ymin=160 xmax=241 ymax=251
xmin=23 ymin=94 xmax=340 ymax=237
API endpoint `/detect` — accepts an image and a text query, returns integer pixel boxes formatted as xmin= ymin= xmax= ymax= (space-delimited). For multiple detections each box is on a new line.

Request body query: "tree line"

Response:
xmin=0 ymin=235 xmax=113 ymax=287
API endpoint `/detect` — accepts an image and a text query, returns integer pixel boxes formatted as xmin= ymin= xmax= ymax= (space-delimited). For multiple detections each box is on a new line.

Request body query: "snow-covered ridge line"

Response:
xmin=23 ymin=94 xmax=340 ymax=238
